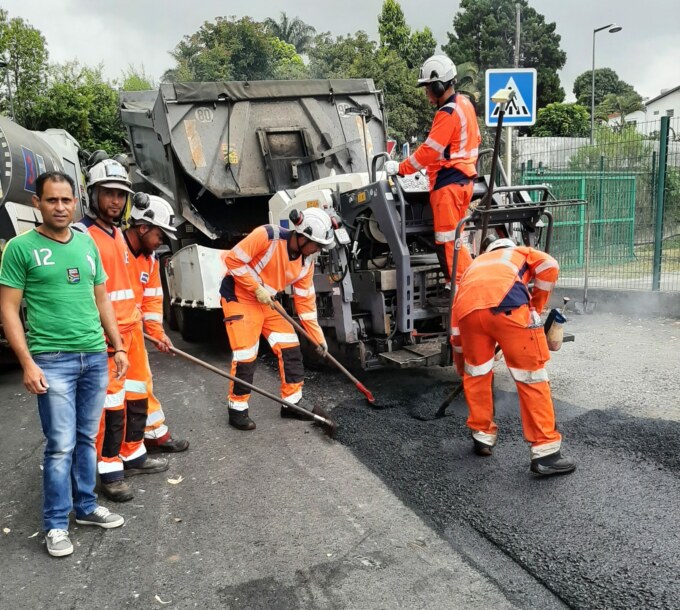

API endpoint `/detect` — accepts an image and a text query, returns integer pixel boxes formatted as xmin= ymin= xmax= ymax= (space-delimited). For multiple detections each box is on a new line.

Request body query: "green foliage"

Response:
xmin=573 ymin=68 xmax=638 ymax=108
xmin=263 ymin=12 xmax=316 ymax=55
xmin=0 ymin=10 xmax=49 ymax=125
xmin=378 ymin=0 xmax=436 ymax=68
xmin=596 ymin=93 xmax=644 ymax=129
xmin=532 ymin=103 xmax=589 ymax=137
xmin=121 ymin=65 xmax=155 ymax=91
xmin=443 ymin=0 xmax=566 ymax=110
xmin=164 ymin=16 xmax=307 ymax=82
xmin=308 ymin=31 xmax=432 ymax=143
xmin=24 ymin=62 xmax=126 ymax=155
xmin=569 ymin=124 xmax=652 ymax=171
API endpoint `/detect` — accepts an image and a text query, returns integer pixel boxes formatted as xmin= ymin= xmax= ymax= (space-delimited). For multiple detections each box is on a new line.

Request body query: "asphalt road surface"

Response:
xmin=1 ymin=311 xmax=678 ymax=609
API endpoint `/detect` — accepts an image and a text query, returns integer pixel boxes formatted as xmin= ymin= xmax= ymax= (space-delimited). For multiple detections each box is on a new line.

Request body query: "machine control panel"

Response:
xmin=397 ymin=171 xmax=430 ymax=193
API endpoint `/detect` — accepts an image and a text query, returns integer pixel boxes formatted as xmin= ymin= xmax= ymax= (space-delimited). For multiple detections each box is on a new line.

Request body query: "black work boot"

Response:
xmin=473 ymin=439 xmax=494 ymax=457
xmin=145 ymin=436 xmax=190 ymax=454
xmin=100 ymin=479 xmax=134 ymax=502
xmin=123 ymin=456 xmax=169 ymax=477
xmin=530 ymin=451 xmax=576 ymax=477
xmin=229 ymin=408 xmax=256 ymax=431
xmin=280 ymin=401 xmax=313 ymax=420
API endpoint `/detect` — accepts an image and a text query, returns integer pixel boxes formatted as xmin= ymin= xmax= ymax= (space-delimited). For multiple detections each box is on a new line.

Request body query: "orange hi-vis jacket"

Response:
xmin=399 ymin=93 xmax=481 ymax=190
xmin=74 ymin=217 xmax=140 ymax=333
xmin=221 ymin=224 xmax=324 ymax=345
xmin=454 ymin=246 xmax=559 ymax=321
xmin=125 ymin=238 xmax=167 ymax=343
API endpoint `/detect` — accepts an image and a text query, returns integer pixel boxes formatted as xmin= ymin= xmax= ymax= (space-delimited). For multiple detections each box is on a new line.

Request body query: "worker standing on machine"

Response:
xmin=385 ymin=54 xmax=481 ymax=287
xmin=123 ymin=193 xmax=190 ymax=454
xmin=219 ymin=208 xmax=337 ymax=431
xmin=452 ymin=237 xmax=576 ymax=477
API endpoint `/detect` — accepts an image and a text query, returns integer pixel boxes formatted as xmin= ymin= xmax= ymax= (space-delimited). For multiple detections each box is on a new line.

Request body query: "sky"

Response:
xmin=2 ymin=0 xmax=678 ymax=102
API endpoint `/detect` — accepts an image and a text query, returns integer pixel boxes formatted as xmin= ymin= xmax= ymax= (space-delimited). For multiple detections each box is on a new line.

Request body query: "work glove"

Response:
xmin=384 ymin=160 xmax=400 ymax=176
xmin=254 ymin=285 xmax=273 ymax=307
xmin=315 ymin=342 xmax=328 ymax=358
xmin=529 ymin=308 xmax=542 ymax=328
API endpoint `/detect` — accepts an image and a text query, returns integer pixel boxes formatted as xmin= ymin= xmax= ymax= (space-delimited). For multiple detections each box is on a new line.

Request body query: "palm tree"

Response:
xmin=455 ymin=62 xmax=480 ymax=103
xmin=596 ymin=93 xmax=644 ymax=131
xmin=263 ymin=12 xmax=316 ymax=55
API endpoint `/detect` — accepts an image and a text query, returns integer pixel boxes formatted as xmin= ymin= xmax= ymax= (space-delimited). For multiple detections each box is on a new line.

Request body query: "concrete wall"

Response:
xmin=550 ymin=287 xmax=680 ymax=318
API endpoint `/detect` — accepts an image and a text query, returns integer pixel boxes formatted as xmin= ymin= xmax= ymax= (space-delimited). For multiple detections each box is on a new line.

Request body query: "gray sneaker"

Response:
xmin=75 ymin=506 xmax=124 ymax=529
xmin=45 ymin=529 xmax=73 ymax=557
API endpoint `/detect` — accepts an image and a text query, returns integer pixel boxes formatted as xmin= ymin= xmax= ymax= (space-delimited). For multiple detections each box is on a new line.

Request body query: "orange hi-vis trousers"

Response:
xmin=458 ymin=304 xmax=562 ymax=458
xmin=221 ymin=297 xmax=305 ymax=410
xmin=144 ymin=379 xmax=168 ymax=442
xmin=97 ymin=322 xmax=150 ymax=483
xmin=430 ymin=181 xmax=474 ymax=285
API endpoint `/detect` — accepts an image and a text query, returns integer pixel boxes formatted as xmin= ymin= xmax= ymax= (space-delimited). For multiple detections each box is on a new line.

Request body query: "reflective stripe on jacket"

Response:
xmin=221 ymin=225 xmax=324 ymax=344
xmin=453 ymin=246 xmax=559 ymax=321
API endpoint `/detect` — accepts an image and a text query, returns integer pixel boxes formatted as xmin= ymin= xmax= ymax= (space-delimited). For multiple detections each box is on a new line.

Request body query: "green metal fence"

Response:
xmin=515 ymin=116 xmax=680 ymax=292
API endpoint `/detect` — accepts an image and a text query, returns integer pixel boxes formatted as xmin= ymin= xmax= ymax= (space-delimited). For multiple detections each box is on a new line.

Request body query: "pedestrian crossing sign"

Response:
xmin=485 ymin=68 xmax=537 ymax=127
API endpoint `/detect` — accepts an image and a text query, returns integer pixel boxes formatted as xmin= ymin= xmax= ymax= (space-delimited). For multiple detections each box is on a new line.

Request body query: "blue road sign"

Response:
xmin=485 ymin=68 xmax=537 ymax=127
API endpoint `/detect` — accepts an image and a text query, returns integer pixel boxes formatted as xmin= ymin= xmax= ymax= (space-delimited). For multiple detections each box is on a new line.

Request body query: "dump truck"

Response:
xmin=121 ymin=80 xmax=577 ymax=369
xmin=0 ymin=116 xmax=87 ymax=358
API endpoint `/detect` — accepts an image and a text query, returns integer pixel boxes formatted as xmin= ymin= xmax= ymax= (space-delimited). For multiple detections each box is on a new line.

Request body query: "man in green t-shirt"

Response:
xmin=0 ymin=172 xmax=128 ymax=558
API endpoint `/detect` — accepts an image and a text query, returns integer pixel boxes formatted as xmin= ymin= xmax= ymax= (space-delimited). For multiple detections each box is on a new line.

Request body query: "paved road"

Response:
xmin=1 ymin=312 xmax=678 ymax=608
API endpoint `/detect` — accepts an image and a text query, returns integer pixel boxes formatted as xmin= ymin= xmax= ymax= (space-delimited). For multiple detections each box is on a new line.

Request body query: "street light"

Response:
xmin=590 ymin=24 xmax=623 ymax=144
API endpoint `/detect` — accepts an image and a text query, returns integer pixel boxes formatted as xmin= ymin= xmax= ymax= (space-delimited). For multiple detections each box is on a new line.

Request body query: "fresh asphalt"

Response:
xmin=1 ymin=312 xmax=679 ymax=608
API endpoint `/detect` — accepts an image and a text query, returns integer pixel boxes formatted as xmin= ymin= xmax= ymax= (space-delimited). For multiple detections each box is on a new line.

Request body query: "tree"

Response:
xmin=443 ymin=0 xmax=567 ymax=110
xmin=569 ymin=124 xmax=651 ymax=171
xmin=25 ymin=62 xmax=126 ymax=155
xmin=263 ymin=12 xmax=316 ymax=55
xmin=532 ymin=102 xmax=589 ymax=137
xmin=164 ymin=16 xmax=306 ymax=82
xmin=378 ymin=0 xmax=436 ymax=68
xmin=596 ymin=93 xmax=644 ymax=130
xmin=573 ymin=68 xmax=637 ymax=108
xmin=0 ymin=10 xmax=49 ymax=125
xmin=121 ymin=65 xmax=155 ymax=91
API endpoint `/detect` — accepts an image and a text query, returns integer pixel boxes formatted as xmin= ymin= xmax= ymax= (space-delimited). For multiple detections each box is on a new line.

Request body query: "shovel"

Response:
xmin=143 ymin=333 xmax=338 ymax=438
xmin=271 ymin=302 xmax=377 ymax=405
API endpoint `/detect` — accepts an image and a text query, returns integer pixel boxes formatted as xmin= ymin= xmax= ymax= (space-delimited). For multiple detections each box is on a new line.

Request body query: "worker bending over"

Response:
xmin=220 ymin=208 xmax=337 ymax=431
xmin=452 ymin=237 xmax=576 ymax=477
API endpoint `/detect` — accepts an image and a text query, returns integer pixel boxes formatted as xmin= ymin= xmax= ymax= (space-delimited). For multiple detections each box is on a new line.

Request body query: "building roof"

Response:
xmin=645 ymin=84 xmax=680 ymax=107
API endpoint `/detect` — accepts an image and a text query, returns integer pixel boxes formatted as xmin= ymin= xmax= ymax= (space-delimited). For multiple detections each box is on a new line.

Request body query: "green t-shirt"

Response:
xmin=0 ymin=228 xmax=108 ymax=354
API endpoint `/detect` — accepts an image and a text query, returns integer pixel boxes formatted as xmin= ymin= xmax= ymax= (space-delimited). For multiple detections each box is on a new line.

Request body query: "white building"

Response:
xmin=611 ymin=85 xmax=680 ymax=134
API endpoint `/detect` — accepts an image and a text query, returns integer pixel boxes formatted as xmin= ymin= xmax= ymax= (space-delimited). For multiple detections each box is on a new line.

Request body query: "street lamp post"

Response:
xmin=0 ymin=58 xmax=16 ymax=122
xmin=590 ymin=24 xmax=623 ymax=144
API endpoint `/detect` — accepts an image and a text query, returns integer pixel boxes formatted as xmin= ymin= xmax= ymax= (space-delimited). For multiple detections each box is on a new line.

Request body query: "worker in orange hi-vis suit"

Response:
xmin=123 ymin=193 xmax=189 ymax=454
xmin=220 ymin=207 xmax=338 ymax=431
xmin=74 ymin=159 xmax=168 ymax=503
xmin=385 ymin=54 xmax=481 ymax=288
xmin=452 ymin=237 xmax=576 ymax=477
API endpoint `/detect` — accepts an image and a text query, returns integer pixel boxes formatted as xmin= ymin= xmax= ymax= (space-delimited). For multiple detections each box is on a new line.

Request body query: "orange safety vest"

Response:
xmin=125 ymin=236 xmax=166 ymax=343
xmin=74 ymin=217 xmax=141 ymax=333
xmin=399 ymin=93 xmax=481 ymax=190
xmin=220 ymin=225 xmax=324 ymax=345
xmin=453 ymin=246 xmax=559 ymax=321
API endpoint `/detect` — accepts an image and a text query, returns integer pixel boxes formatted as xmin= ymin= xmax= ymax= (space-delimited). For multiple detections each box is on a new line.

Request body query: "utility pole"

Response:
xmin=505 ymin=3 xmax=521 ymax=185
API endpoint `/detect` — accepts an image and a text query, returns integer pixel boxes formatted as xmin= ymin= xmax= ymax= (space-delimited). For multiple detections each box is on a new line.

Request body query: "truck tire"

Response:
xmin=173 ymin=306 xmax=206 ymax=342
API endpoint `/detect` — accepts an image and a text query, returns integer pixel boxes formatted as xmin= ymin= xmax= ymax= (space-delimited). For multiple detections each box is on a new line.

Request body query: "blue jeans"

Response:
xmin=34 ymin=351 xmax=108 ymax=531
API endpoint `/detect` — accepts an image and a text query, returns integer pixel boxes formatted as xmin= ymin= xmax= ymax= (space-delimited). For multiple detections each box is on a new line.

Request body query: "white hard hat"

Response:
xmin=417 ymin=55 xmax=457 ymax=87
xmin=290 ymin=207 xmax=336 ymax=248
xmin=485 ymin=238 xmax=517 ymax=253
xmin=86 ymin=159 xmax=133 ymax=194
xmin=130 ymin=193 xmax=177 ymax=240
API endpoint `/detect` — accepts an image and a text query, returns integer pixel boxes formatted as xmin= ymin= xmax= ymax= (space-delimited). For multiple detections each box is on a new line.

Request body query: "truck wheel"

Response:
xmin=174 ymin=306 xmax=205 ymax=342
